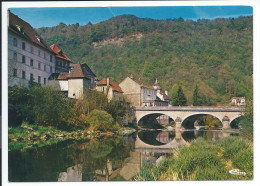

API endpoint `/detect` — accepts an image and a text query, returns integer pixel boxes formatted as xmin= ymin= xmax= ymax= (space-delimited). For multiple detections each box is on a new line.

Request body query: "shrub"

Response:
xmin=86 ymin=109 xmax=119 ymax=132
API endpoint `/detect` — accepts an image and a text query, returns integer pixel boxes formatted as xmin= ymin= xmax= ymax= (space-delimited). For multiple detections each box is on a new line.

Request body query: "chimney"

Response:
xmin=165 ymin=90 xmax=168 ymax=96
xmin=7 ymin=10 xmax=10 ymax=27
xmin=107 ymin=78 xmax=110 ymax=86
xmin=130 ymin=74 xmax=134 ymax=79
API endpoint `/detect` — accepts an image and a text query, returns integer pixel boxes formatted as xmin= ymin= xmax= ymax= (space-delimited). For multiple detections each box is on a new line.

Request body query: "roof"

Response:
xmin=48 ymin=73 xmax=59 ymax=80
xmin=50 ymin=44 xmax=72 ymax=62
xmin=97 ymin=78 xmax=123 ymax=93
xmin=162 ymin=92 xmax=172 ymax=100
xmin=230 ymin=97 xmax=245 ymax=101
xmin=130 ymin=77 xmax=154 ymax=89
xmin=67 ymin=63 xmax=96 ymax=78
xmin=57 ymin=72 xmax=69 ymax=80
xmin=8 ymin=11 xmax=53 ymax=53
xmin=153 ymin=79 xmax=162 ymax=90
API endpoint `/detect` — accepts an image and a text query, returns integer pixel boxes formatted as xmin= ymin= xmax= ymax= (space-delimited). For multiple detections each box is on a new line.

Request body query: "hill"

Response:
xmin=36 ymin=15 xmax=253 ymax=105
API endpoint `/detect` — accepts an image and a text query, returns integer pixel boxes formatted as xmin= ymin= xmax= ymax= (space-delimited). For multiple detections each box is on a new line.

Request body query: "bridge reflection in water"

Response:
xmin=57 ymin=129 xmax=237 ymax=181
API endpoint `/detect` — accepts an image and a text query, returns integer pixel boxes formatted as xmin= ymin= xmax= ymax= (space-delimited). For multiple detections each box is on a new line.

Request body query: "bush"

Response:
xmin=86 ymin=109 xmax=120 ymax=132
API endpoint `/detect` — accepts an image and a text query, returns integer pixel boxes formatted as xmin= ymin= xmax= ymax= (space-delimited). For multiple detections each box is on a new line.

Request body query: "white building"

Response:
xmin=50 ymin=63 xmax=96 ymax=99
xmin=230 ymin=97 xmax=246 ymax=106
xmin=8 ymin=11 xmax=56 ymax=87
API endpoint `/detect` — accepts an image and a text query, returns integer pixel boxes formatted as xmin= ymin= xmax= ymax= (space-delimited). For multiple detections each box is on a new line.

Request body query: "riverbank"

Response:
xmin=8 ymin=123 xmax=136 ymax=151
xmin=136 ymin=136 xmax=253 ymax=181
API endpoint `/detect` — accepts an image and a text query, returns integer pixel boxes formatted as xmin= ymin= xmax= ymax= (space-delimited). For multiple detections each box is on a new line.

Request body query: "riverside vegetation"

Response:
xmin=8 ymin=85 xmax=131 ymax=151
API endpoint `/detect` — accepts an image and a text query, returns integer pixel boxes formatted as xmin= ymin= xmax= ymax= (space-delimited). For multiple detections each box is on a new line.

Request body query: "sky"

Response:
xmin=9 ymin=6 xmax=253 ymax=28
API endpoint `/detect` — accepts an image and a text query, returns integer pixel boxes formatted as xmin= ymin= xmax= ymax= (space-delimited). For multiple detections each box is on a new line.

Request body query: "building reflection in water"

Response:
xmin=57 ymin=129 xmax=236 ymax=181
xmin=58 ymin=164 xmax=82 ymax=182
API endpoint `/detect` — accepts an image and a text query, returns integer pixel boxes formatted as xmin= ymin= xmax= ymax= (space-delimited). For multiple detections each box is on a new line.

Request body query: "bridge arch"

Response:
xmin=137 ymin=112 xmax=174 ymax=127
xmin=181 ymin=113 xmax=223 ymax=129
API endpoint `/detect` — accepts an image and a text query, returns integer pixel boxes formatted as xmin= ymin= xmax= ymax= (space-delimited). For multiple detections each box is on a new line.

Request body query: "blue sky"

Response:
xmin=9 ymin=6 xmax=253 ymax=28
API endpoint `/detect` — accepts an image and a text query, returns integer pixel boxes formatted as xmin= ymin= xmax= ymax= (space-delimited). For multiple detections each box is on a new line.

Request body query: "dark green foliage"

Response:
xmin=193 ymin=85 xmax=199 ymax=106
xmin=239 ymin=99 xmax=253 ymax=141
xmin=104 ymin=100 xmax=127 ymax=123
xmin=172 ymin=86 xmax=187 ymax=106
xmin=37 ymin=15 xmax=253 ymax=105
xmin=29 ymin=86 xmax=73 ymax=129
xmin=8 ymin=86 xmax=34 ymax=126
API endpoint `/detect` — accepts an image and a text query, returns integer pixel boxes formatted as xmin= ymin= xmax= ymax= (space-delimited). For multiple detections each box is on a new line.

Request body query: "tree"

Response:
xmin=176 ymin=86 xmax=187 ymax=106
xmin=170 ymin=84 xmax=179 ymax=105
xmin=193 ymin=85 xmax=199 ymax=106
xmin=172 ymin=86 xmax=187 ymax=106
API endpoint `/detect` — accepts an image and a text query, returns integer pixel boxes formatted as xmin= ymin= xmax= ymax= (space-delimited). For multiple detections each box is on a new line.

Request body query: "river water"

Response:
xmin=9 ymin=129 xmax=238 ymax=182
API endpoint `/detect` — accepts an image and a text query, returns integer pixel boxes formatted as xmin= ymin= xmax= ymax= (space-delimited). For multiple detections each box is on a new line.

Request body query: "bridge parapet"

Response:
xmin=134 ymin=106 xmax=244 ymax=112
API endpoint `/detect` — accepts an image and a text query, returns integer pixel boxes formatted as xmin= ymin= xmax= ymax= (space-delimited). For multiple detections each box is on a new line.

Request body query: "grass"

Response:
xmin=136 ymin=136 xmax=253 ymax=181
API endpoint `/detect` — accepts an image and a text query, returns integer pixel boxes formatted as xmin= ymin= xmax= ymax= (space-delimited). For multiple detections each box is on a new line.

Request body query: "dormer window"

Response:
xmin=35 ymin=35 xmax=41 ymax=42
xmin=58 ymin=50 xmax=63 ymax=55
xmin=16 ymin=25 xmax=24 ymax=34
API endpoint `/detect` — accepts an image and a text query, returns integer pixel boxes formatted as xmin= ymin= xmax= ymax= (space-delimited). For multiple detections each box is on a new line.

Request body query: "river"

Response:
xmin=8 ymin=129 xmax=239 ymax=182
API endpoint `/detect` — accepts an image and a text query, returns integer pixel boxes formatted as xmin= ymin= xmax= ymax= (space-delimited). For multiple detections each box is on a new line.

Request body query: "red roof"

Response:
xmin=162 ymin=93 xmax=172 ymax=100
xmin=8 ymin=11 xmax=54 ymax=53
xmin=50 ymin=44 xmax=72 ymax=62
xmin=97 ymin=78 xmax=123 ymax=93
xmin=67 ymin=63 xmax=96 ymax=79
xmin=57 ymin=72 xmax=69 ymax=80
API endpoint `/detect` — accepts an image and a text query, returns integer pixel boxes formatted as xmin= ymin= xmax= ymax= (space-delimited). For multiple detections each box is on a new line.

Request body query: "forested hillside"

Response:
xmin=37 ymin=15 xmax=253 ymax=105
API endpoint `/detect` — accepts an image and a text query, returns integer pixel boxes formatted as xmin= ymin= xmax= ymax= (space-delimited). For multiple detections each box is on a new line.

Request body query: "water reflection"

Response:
xmin=8 ymin=130 xmax=238 ymax=182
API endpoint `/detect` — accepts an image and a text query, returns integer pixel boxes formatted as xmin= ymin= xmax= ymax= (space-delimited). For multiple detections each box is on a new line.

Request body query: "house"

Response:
xmin=96 ymin=78 xmax=124 ymax=102
xmin=119 ymin=74 xmax=157 ymax=107
xmin=152 ymin=79 xmax=172 ymax=106
xmin=50 ymin=44 xmax=72 ymax=73
xmin=8 ymin=10 xmax=56 ymax=87
xmin=230 ymin=97 xmax=246 ymax=106
xmin=50 ymin=63 xmax=96 ymax=99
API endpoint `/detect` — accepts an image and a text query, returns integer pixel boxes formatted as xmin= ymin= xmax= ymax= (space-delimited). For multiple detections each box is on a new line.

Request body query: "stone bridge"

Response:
xmin=134 ymin=106 xmax=244 ymax=129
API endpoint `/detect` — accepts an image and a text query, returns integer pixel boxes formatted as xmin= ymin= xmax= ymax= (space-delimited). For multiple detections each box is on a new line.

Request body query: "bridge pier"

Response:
xmin=175 ymin=117 xmax=182 ymax=130
xmin=222 ymin=116 xmax=231 ymax=129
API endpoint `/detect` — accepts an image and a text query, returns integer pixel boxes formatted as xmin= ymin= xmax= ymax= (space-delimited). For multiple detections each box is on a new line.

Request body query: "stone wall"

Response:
xmin=119 ymin=77 xmax=141 ymax=106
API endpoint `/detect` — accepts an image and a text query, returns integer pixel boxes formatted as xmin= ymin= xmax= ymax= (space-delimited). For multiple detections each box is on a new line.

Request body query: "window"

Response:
xmin=38 ymin=76 xmax=41 ymax=84
xmin=38 ymin=50 xmax=40 ymax=56
xmin=13 ymin=38 xmax=17 ymax=46
xmin=50 ymin=55 xmax=53 ymax=62
xmin=13 ymin=52 xmax=17 ymax=61
xmin=50 ymin=66 xmax=53 ymax=73
xmin=22 ymin=42 xmax=25 ymax=50
xmin=30 ymin=73 xmax=33 ymax=81
xmin=44 ymin=78 xmax=46 ymax=85
xmin=44 ymin=53 xmax=46 ymax=59
xmin=30 ymin=59 xmax=33 ymax=66
xmin=22 ymin=71 xmax=26 ymax=79
xmin=31 ymin=46 xmax=34 ymax=53
xmin=22 ymin=56 xmax=25 ymax=64
xmin=44 ymin=65 xmax=46 ymax=71
xmin=38 ymin=62 xmax=41 ymax=70
xmin=13 ymin=68 xmax=17 ymax=77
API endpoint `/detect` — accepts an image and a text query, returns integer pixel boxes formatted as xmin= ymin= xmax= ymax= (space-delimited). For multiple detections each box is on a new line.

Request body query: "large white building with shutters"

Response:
xmin=8 ymin=10 xmax=56 ymax=87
